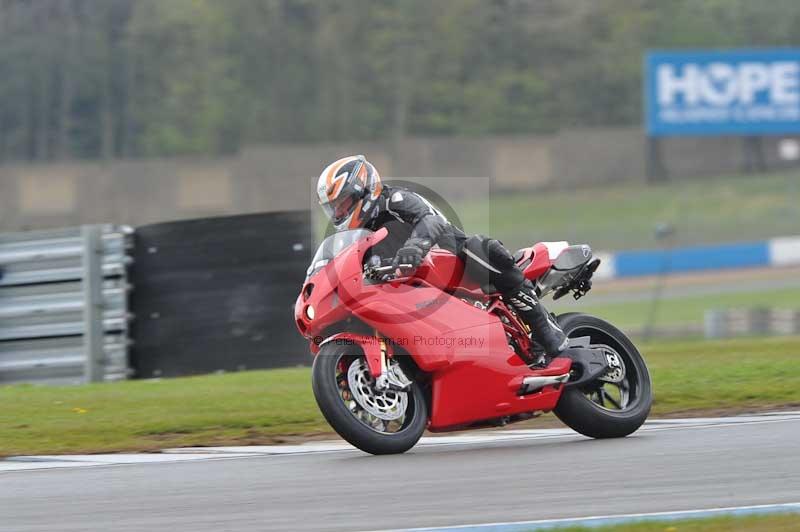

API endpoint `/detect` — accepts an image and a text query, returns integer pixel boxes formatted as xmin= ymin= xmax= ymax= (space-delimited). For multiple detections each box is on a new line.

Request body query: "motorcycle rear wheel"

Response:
xmin=553 ymin=313 xmax=652 ymax=439
xmin=312 ymin=342 xmax=428 ymax=455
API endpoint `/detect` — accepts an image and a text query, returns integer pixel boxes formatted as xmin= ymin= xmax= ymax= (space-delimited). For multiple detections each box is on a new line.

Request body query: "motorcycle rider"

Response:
xmin=316 ymin=155 xmax=569 ymax=360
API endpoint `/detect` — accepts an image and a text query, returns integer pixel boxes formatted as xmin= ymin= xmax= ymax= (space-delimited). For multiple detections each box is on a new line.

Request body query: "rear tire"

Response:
xmin=553 ymin=313 xmax=652 ymax=438
xmin=312 ymin=342 xmax=428 ymax=455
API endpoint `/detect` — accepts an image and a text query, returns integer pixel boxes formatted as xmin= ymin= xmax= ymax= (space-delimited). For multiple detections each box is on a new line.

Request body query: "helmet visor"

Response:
xmin=321 ymin=190 xmax=359 ymax=226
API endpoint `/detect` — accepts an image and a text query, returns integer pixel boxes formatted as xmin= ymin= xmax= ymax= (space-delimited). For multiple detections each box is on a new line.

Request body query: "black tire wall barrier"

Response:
xmin=129 ymin=211 xmax=314 ymax=378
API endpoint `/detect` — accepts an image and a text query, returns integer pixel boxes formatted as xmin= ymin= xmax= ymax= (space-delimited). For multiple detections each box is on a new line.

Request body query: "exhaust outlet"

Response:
xmin=519 ymin=373 xmax=570 ymax=395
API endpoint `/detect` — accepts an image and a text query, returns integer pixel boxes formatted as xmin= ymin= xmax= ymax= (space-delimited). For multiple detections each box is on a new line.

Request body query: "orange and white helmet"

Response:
xmin=316 ymin=155 xmax=382 ymax=231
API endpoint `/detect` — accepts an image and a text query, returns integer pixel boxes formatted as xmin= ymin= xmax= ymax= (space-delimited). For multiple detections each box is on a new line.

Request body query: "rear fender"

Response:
xmin=319 ymin=332 xmax=390 ymax=378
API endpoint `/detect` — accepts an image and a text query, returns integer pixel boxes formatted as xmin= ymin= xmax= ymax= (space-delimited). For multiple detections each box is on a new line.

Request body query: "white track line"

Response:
xmin=0 ymin=452 xmax=257 ymax=472
xmin=364 ymin=502 xmax=800 ymax=531
xmin=165 ymin=411 xmax=800 ymax=455
xmin=3 ymin=411 xmax=800 ymax=472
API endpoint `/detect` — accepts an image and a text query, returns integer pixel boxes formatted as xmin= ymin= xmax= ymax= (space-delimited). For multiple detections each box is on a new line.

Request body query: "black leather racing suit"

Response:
xmin=363 ymin=185 xmax=568 ymax=357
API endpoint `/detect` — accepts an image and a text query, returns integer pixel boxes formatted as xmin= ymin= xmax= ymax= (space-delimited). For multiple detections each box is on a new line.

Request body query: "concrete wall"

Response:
xmin=1 ymin=127 xmax=797 ymax=231
xmin=658 ymin=135 xmax=799 ymax=178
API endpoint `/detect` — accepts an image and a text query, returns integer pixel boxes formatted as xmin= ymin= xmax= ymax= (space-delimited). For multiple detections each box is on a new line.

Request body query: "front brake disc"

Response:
xmin=347 ymin=358 xmax=408 ymax=421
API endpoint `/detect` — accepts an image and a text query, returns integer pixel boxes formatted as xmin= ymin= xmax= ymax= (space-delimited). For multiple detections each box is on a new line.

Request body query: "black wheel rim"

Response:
xmin=568 ymin=325 xmax=644 ymax=413
xmin=333 ymin=353 xmax=417 ymax=435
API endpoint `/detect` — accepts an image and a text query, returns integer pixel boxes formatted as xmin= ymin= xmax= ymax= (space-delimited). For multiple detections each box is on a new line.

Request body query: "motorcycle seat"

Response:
xmin=552 ymin=244 xmax=593 ymax=271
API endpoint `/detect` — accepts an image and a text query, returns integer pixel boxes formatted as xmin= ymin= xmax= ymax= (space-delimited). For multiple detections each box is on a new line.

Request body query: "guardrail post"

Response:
xmin=704 ymin=310 xmax=727 ymax=339
xmin=749 ymin=307 xmax=770 ymax=336
xmin=82 ymin=225 xmax=104 ymax=382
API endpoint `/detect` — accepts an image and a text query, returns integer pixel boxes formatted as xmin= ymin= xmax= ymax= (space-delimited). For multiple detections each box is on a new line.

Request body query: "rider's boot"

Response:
xmin=503 ymin=280 xmax=569 ymax=366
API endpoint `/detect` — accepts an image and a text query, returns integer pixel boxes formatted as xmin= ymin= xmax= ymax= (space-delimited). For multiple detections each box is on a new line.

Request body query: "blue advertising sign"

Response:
xmin=645 ymin=49 xmax=800 ymax=136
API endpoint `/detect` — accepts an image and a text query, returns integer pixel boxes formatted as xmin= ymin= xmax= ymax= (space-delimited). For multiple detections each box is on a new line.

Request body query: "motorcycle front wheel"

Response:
xmin=554 ymin=313 xmax=653 ymax=439
xmin=311 ymin=342 xmax=428 ymax=455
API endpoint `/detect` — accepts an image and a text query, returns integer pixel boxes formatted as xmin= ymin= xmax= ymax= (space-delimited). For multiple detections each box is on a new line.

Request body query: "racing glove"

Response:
xmin=392 ymin=238 xmax=430 ymax=270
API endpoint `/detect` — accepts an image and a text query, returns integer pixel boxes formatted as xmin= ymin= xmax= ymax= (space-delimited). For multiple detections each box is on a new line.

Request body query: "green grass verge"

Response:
xmin=454 ymin=171 xmax=800 ymax=251
xmin=645 ymin=336 xmax=800 ymax=415
xmin=1 ymin=336 xmax=799 ymax=457
xmin=550 ymin=513 xmax=800 ymax=531
xmin=0 ymin=368 xmax=325 ymax=456
xmin=552 ymin=286 xmax=800 ymax=331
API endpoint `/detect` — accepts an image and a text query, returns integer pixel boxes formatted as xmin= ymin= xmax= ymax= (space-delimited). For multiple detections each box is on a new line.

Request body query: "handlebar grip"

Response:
xmin=372 ymin=264 xmax=414 ymax=273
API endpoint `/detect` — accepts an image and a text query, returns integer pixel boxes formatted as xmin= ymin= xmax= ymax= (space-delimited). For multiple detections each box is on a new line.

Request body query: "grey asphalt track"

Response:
xmin=2 ymin=416 xmax=799 ymax=532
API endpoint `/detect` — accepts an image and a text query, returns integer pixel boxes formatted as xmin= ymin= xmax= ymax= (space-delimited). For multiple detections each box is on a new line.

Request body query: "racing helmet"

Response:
xmin=316 ymin=155 xmax=382 ymax=231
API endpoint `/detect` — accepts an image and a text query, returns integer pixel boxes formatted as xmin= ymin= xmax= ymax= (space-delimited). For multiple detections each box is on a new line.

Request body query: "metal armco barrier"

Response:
xmin=129 ymin=211 xmax=313 ymax=378
xmin=0 ymin=225 xmax=133 ymax=385
xmin=704 ymin=308 xmax=800 ymax=339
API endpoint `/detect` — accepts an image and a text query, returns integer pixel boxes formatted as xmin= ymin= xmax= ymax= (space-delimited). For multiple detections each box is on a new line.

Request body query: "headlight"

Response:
xmin=305 ymin=305 xmax=315 ymax=320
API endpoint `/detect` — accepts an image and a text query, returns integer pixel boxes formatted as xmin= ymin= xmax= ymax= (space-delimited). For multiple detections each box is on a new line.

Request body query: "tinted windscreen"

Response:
xmin=306 ymin=229 xmax=373 ymax=280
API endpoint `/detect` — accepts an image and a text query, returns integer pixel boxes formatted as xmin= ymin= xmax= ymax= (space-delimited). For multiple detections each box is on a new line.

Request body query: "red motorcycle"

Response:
xmin=295 ymin=228 xmax=652 ymax=455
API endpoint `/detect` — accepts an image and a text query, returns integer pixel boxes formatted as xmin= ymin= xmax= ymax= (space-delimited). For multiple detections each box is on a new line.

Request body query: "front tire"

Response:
xmin=311 ymin=342 xmax=428 ymax=455
xmin=553 ymin=313 xmax=652 ymax=438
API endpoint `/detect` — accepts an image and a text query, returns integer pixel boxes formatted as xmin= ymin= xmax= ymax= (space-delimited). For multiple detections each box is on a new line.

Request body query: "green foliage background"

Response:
xmin=1 ymin=0 xmax=799 ymax=162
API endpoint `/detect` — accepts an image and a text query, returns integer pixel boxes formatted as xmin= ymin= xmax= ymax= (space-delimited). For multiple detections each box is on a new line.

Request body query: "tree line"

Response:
xmin=0 ymin=0 xmax=798 ymax=162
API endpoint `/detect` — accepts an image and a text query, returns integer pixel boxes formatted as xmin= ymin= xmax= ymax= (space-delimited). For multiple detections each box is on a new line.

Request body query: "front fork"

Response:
xmin=318 ymin=332 xmax=411 ymax=391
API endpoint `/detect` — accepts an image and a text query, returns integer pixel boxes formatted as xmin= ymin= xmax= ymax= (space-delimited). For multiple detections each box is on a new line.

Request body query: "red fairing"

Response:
xmin=415 ymin=249 xmax=484 ymax=293
xmin=296 ymin=228 xmax=572 ymax=431
xmin=294 ymin=229 xmax=373 ymax=346
xmin=521 ymin=243 xmax=555 ymax=281
xmin=429 ymin=356 xmax=571 ymax=430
